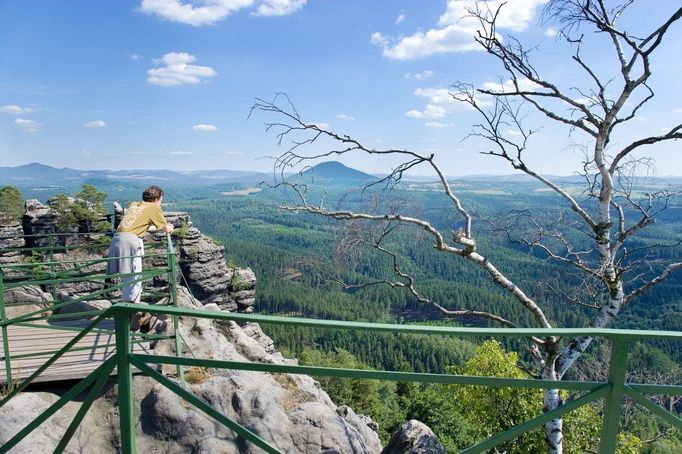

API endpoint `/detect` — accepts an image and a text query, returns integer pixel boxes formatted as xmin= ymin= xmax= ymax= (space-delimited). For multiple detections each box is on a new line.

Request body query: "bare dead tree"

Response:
xmin=252 ymin=1 xmax=682 ymax=453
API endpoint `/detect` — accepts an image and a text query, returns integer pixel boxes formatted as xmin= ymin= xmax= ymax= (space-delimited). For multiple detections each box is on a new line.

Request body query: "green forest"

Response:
xmin=5 ymin=179 xmax=682 ymax=452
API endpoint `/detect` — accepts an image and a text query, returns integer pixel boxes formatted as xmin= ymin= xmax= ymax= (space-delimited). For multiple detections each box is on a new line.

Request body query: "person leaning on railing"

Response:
xmin=106 ymin=185 xmax=174 ymax=329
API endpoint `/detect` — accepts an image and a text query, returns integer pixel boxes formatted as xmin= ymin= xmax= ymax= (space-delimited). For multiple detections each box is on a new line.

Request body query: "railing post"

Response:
xmin=49 ymin=235 xmax=57 ymax=300
xmin=115 ymin=310 xmax=137 ymax=454
xmin=0 ymin=270 xmax=13 ymax=391
xmin=598 ymin=337 xmax=630 ymax=454
xmin=167 ymin=234 xmax=185 ymax=387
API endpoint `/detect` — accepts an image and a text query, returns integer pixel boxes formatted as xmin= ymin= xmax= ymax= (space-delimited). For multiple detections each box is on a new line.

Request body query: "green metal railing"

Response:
xmin=1 ymin=234 xmax=681 ymax=453
xmin=0 ymin=231 xmax=182 ymax=390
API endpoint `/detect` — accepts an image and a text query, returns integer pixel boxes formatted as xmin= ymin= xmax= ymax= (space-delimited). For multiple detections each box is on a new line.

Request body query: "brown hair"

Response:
xmin=142 ymin=186 xmax=164 ymax=202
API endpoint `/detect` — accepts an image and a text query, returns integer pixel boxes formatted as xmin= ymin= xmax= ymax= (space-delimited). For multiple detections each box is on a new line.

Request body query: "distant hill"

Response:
xmin=0 ymin=163 xmax=268 ymax=187
xmin=300 ymin=161 xmax=375 ymax=182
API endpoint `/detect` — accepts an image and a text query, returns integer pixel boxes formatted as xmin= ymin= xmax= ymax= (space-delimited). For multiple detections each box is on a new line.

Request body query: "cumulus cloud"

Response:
xmin=405 ymin=104 xmax=448 ymax=119
xmin=147 ymin=52 xmax=217 ymax=86
xmin=396 ymin=11 xmax=405 ymax=25
xmin=129 ymin=53 xmax=144 ymax=60
xmin=140 ymin=0 xmax=305 ymax=25
xmin=140 ymin=0 xmax=253 ymax=26
xmin=80 ymin=150 xmax=92 ymax=157
xmin=337 ymin=114 xmax=355 ymax=121
xmin=425 ymin=121 xmax=452 ymax=128
xmin=481 ymin=78 xmax=542 ymax=93
xmin=83 ymin=120 xmax=107 ymax=128
xmin=1 ymin=104 xmax=34 ymax=115
xmin=14 ymin=118 xmax=42 ymax=132
xmin=170 ymin=150 xmax=195 ymax=155
xmin=544 ymin=27 xmax=558 ymax=38
xmin=405 ymin=70 xmax=434 ymax=80
xmin=372 ymin=0 xmax=547 ymax=60
xmin=193 ymin=123 xmax=218 ymax=131
xmin=254 ymin=0 xmax=306 ymax=16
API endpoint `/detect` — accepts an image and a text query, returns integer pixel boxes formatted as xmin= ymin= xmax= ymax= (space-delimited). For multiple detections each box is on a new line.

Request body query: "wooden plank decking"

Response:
xmin=1 ymin=319 xmax=151 ymax=384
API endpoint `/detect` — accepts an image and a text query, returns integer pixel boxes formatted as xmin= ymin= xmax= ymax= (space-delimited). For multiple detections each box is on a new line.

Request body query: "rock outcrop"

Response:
xmin=382 ymin=420 xmax=445 ymax=454
xmin=0 ymin=199 xmax=382 ymax=453
xmin=0 ymin=288 xmax=383 ymax=453
xmin=0 ymin=221 xmax=25 ymax=278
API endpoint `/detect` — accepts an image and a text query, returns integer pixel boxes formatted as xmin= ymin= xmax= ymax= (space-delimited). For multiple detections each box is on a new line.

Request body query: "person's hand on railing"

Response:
xmin=163 ymin=224 xmax=175 ymax=234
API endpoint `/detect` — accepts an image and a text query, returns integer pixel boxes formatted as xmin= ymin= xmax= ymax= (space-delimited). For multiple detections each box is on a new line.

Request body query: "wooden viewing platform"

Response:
xmin=1 ymin=319 xmax=150 ymax=384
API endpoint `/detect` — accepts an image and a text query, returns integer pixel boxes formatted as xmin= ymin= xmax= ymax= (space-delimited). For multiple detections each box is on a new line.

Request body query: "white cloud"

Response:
xmin=129 ymin=53 xmax=144 ymax=60
xmin=140 ymin=0 xmax=254 ymax=26
xmin=140 ymin=0 xmax=304 ymax=25
xmin=14 ymin=118 xmax=42 ymax=132
xmin=414 ymin=87 xmax=456 ymax=105
xmin=506 ymin=129 xmax=523 ymax=136
xmin=83 ymin=120 xmax=107 ymax=128
xmin=147 ymin=52 xmax=217 ymax=87
xmin=405 ymin=70 xmax=434 ymax=80
xmin=337 ymin=114 xmax=356 ymax=121
xmin=170 ymin=150 xmax=195 ymax=155
xmin=481 ymin=77 xmax=542 ymax=93
xmin=674 ymin=109 xmax=682 ymax=113
xmin=80 ymin=150 xmax=92 ymax=157
xmin=372 ymin=0 xmax=548 ymax=60
xmin=1 ymin=104 xmax=34 ymax=115
xmin=254 ymin=0 xmax=306 ymax=17
xmin=396 ymin=11 xmax=405 ymax=25
xmin=425 ymin=121 xmax=452 ymax=128
xmin=193 ymin=123 xmax=218 ymax=131
xmin=544 ymin=27 xmax=558 ymax=38
xmin=405 ymin=104 xmax=448 ymax=119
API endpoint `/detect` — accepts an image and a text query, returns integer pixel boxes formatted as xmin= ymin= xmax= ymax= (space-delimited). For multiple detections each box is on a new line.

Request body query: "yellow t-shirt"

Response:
xmin=117 ymin=202 xmax=168 ymax=238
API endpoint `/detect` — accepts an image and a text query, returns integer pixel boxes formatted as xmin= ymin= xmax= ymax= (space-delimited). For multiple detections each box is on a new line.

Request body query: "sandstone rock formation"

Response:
xmin=0 ymin=288 xmax=383 ymax=453
xmin=382 ymin=420 xmax=445 ymax=454
xmin=0 ymin=199 xmax=382 ymax=453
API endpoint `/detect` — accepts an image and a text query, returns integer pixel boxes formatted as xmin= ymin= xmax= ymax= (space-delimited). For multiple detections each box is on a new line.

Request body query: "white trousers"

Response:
xmin=121 ymin=237 xmax=144 ymax=303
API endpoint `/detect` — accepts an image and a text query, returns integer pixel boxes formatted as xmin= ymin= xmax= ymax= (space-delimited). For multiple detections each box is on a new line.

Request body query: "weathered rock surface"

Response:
xmin=0 ymin=221 xmax=24 ymax=249
xmin=0 ymin=292 xmax=383 ymax=453
xmin=382 ymin=420 xmax=445 ymax=454
xmin=2 ymin=285 xmax=53 ymax=319
xmin=53 ymin=298 xmax=112 ymax=319
xmin=22 ymin=199 xmax=58 ymax=247
xmin=0 ymin=203 xmax=383 ymax=453
xmin=0 ymin=222 xmax=27 ymax=278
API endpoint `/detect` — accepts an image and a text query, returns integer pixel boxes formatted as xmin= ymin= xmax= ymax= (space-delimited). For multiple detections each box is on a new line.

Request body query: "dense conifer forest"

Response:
xmin=8 ymin=178 xmax=682 ymax=451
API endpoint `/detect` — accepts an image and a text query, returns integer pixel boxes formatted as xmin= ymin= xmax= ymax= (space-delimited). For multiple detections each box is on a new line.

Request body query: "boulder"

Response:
xmin=2 ymin=285 xmax=53 ymax=319
xmin=382 ymin=420 xmax=445 ymax=454
xmin=53 ymin=298 xmax=112 ymax=319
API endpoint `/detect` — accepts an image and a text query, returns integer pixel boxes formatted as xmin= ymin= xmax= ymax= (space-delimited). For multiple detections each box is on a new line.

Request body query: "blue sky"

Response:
xmin=1 ymin=0 xmax=681 ymax=176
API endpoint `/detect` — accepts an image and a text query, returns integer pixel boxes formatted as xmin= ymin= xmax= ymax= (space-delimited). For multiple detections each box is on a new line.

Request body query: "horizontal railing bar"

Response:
xmin=0 ymin=232 xmax=113 ymax=239
xmin=1 ymin=272 xmax=166 ymax=326
xmin=109 ymin=303 xmax=682 ymax=341
xmin=2 ymin=268 xmax=168 ymax=289
xmin=624 ymin=386 xmax=682 ymax=431
xmin=1 ymin=336 xmax=170 ymax=361
xmin=0 ymin=253 xmax=169 ymax=269
xmin=628 ymin=383 xmax=682 ymax=396
xmin=134 ymin=354 xmax=603 ymax=391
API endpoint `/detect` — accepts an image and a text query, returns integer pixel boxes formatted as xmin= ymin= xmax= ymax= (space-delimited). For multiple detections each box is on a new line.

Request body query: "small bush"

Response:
xmin=185 ymin=366 xmax=210 ymax=384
